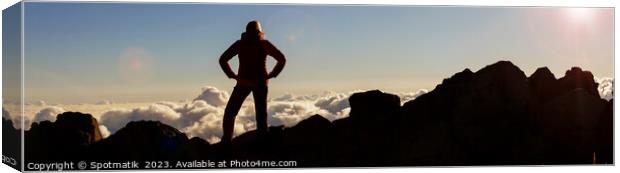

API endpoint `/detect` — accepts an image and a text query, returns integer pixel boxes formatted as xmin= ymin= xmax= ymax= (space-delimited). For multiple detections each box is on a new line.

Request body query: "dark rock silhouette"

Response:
xmin=21 ymin=61 xmax=613 ymax=168
xmin=89 ymin=121 xmax=198 ymax=162
xmin=26 ymin=112 xmax=103 ymax=162
xmin=333 ymin=90 xmax=402 ymax=166
xmin=281 ymin=115 xmax=334 ymax=165
xmin=2 ymin=109 xmax=21 ymax=170
xmin=539 ymin=88 xmax=607 ymax=164
xmin=399 ymin=61 xmax=534 ymax=165
xmin=595 ymin=99 xmax=614 ymax=164
xmin=529 ymin=67 xmax=559 ymax=103
xmin=558 ymin=67 xmax=600 ymax=98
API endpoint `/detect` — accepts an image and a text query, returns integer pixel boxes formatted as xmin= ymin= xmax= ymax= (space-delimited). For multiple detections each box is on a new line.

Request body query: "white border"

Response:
xmin=10 ymin=0 xmax=620 ymax=7
xmin=0 ymin=1 xmax=617 ymax=173
xmin=20 ymin=1 xmax=24 ymax=172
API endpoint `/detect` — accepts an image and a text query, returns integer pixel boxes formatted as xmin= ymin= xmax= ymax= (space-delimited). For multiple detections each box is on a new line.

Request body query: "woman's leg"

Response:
xmin=252 ymin=85 xmax=269 ymax=136
xmin=222 ymin=86 xmax=251 ymax=143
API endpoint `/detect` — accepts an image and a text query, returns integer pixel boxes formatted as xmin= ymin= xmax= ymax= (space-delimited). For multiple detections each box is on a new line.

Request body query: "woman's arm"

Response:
xmin=219 ymin=41 xmax=239 ymax=79
xmin=263 ymin=40 xmax=286 ymax=78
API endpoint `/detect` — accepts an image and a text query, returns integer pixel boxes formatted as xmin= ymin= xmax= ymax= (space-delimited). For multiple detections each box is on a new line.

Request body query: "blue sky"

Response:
xmin=19 ymin=2 xmax=614 ymax=103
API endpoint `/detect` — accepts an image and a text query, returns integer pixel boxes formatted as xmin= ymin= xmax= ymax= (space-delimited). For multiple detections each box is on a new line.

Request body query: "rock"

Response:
xmin=18 ymin=61 xmax=613 ymax=167
xmin=282 ymin=115 xmax=335 ymax=166
xmin=187 ymin=137 xmax=211 ymax=159
xmin=558 ymin=67 xmax=600 ymax=98
xmin=26 ymin=112 xmax=102 ymax=162
xmin=529 ymin=67 xmax=559 ymax=103
xmin=90 ymin=121 xmax=197 ymax=161
xmin=55 ymin=112 xmax=103 ymax=145
xmin=349 ymin=90 xmax=400 ymax=120
xmin=594 ymin=99 xmax=613 ymax=164
xmin=346 ymin=90 xmax=402 ymax=166
xmin=540 ymin=89 xmax=607 ymax=164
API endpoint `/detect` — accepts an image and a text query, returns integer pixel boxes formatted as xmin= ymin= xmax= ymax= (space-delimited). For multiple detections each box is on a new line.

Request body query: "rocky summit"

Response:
xmin=9 ymin=61 xmax=612 ymax=167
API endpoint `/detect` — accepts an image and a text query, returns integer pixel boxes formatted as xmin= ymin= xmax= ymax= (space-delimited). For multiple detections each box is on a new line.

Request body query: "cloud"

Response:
xmin=398 ymin=89 xmax=429 ymax=104
xmin=272 ymin=93 xmax=319 ymax=102
xmin=596 ymin=77 xmax=614 ymax=101
xmin=2 ymin=108 xmax=21 ymax=129
xmin=168 ymin=100 xmax=223 ymax=128
xmin=193 ymin=86 xmax=230 ymax=107
xmin=100 ymin=86 xmax=351 ymax=143
xmin=98 ymin=125 xmax=111 ymax=138
xmin=96 ymin=86 xmax=429 ymax=143
xmin=27 ymin=85 xmax=427 ymax=143
xmin=33 ymin=106 xmax=66 ymax=123
xmin=2 ymin=108 xmax=10 ymax=120
xmin=99 ymin=99 xmax=258 ymax=143
xmin=268 ymin=101 xmax=330 ymax=126
xmin=314 ymin=92 xmax=350 ymax=114
xmin=99 ymin=103 xmax=182 ymax=133
xmin=181 ymin=112 xmax=231 ymax=144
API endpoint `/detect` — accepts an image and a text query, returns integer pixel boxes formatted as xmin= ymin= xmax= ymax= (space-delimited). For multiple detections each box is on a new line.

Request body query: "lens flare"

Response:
xmin=117 ymin=47 xmax=154 ymax=84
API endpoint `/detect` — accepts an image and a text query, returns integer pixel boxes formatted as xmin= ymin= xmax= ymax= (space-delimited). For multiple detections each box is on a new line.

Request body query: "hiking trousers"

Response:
xmin=221 ymin=84 xmax=268 ymax=142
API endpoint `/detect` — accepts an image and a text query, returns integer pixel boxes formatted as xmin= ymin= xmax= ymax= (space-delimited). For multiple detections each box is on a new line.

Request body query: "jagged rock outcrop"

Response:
xmin=333 ymin=90 xmax=402 ymax=166
xmin=26 ymin=112 xmax=103 ymax=162
xmin=90 ymin=121 xmax=200 ymax=162
xmin=558 ymin=67 xmax=600 ymax=98
xmin=529 ymin=67 xmax=559 ymax=103
xmin=281 ymin=114 xmax=335 ymax=165
xmin=20 ymin=61 xmax=613 ymax=167
xmin=594 ymin=99 xmax=614 ymax=164
xmin=539 ymin=89 xmax=608 ymax=164
xmin=396 ymin=61 xmax=610 ymax=165
xmin=399 ymin=61 xmax=535 ymax=165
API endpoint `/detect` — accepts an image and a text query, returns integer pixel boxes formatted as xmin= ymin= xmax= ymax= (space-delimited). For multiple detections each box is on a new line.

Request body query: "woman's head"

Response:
xmin=246 ymin=20 xmax=262 ymax=33
xmin=242 ymin=20 xmax=265 ymax=41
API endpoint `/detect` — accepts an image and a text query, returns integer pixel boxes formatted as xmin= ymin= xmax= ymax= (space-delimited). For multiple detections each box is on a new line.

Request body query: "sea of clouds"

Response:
xmin=3 ymin=77 xmax=612 ymax=144
xmin=95 ymin=86 xmax=428 ymax=143
xmin=4 ymin=86 xmax=427 ymax=143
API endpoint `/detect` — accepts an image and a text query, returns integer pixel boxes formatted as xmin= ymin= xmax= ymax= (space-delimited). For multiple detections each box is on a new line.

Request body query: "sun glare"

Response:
xmin=565 ymin=8 xmax=594 ymax=24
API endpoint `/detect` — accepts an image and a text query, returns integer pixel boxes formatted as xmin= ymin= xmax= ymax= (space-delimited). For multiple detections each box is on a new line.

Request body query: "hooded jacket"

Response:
xmin=219 ymin=32 xmax=286 ymax=86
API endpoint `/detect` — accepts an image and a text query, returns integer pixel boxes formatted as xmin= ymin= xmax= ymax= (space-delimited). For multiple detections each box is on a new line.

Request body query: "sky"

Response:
xmin=12 ymin=2 xmax=615 ymax=104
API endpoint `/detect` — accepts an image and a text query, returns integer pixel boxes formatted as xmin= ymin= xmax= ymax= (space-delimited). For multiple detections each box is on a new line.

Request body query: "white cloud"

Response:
xmin=99 ymin=86 xmax=354 ymax=143
xmin=596 ymin=77 xmax=613 ymax=101
xmin=268 ymin=101 xmax=330 ymax=126
xmin=314 ymin=92 xmax=350 ymax=114
xmin=171 ymin=100 xmax=224 ymax=129
xmin=22 ymin=86 xmax=427 ymax=143
xmin=398 ymin=89 xmax=429 ymax=104
xmin=2 ymin=106 xmax=30 ymax=130
xmin=99 ymin=99 xmax=227 ymax=143
xmin=33 ymin=106 xmax=66 ymax=123
xmin=2 ymin=108 xmax=22 ymax=129
xmin=2 ymin=108 xmax=11 ymax=120
xmin=98 ymin=125 xmax=111 ymax=138
xmin=193 ymin=86 xmax=230 ymax=107
xmin=272 ymin=93 xmax=319 ymax=102
xmin=99 ymin=103 xmax=182 ymax=133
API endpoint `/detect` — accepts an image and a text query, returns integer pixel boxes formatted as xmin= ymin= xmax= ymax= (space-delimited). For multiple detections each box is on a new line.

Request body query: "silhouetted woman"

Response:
xmin=219 ymin=20 xmax=286 ymax=143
